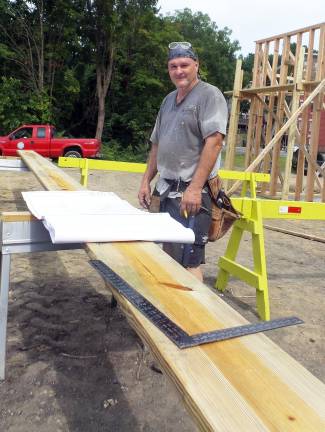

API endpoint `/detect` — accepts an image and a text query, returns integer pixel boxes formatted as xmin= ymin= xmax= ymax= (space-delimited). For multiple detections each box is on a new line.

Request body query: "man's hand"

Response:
xmin=138 ymin=181 xmax=151 ymax=209
xmin=180 ymin=185 xmax=202 ymax=216
xmin=138 ymin=142 xmax=158 ymax=209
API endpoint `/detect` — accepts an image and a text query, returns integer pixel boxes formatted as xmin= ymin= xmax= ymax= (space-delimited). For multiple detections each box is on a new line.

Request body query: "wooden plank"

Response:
xmin=295 ymin=30 xmax=316 ymax=199
xmin=253 ymin=43 xmax=269 ymax=162
xmin=224 ymin=59 xmax=243 ymax=190
xmin=269 ymin=36 xmax=290 ymax=197
xmin=16 ymin=150 xmax=325 ymax=431
xmin=305 ymin=24 xmax=325 ymax=201
xmin=281 ymin=47 xmax=305 ymax=199
xmin=255 ymin=22 xmax=324 ymax=44
xmin=0 ymin=211 xmax=36 ymax=222
xmin=241 ymin=83 xmax=295 ymax=95
xmin=244 ymin=44 xmax=261 ymax=169
xmin=227 ymin=81 xmax=320 ymax=98
xmin=244 ymin=97 xmax=258 ymax=168
xmin=262 ymin=39 xmax=280 ymax=193
xmin=264 ymin=224 xmax=325 ymax=243
xmin=17 ymin=151 xmax=83 ymax=191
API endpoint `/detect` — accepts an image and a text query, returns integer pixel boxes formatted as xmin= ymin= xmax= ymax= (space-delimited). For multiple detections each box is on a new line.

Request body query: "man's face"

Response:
xmin=167 ymin=57 xmax=198 ymax=90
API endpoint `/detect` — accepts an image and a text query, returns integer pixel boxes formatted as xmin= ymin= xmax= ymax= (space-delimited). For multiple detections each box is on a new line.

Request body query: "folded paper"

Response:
xmin=22 ymin=191 xmax=194 ymax=244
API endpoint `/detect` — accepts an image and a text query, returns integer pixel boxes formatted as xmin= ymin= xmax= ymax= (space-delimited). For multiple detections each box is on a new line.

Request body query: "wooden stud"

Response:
xmin=281 ymin=47 xmax=305 ymax=199
xmin=305 ymin=24 xmax=325 ymax=200
xmin=262 ymin=39 xmax=280 ymax=194
xmin=253 ymin=43 xmax=270 ymax=163
xmin=244 ymin=44 xmax=261 ymax=168
xmin=224 ymin=59 xmax=243 ymax=191
xmin=295 ymin=29 xmax=316 ymax=199
xmin=269 ymin=36 xmax=290 ymax=197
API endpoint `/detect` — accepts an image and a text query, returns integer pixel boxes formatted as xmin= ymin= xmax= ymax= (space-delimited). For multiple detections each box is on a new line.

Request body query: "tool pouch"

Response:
xmin=148 ymin=182 xmax=174 ymax=213
xmin=207 ymin=176 xmax=241 ymax=241
xmin=148 ymin=187 xmax=162 ymax=213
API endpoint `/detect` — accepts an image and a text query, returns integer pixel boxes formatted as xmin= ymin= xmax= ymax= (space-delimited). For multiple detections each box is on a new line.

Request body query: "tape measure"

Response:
xmin=90 ymin=260 xmax=303 ymax=349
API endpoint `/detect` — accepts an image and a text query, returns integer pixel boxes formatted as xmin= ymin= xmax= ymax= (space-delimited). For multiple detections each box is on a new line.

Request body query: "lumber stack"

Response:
xmin=17 ymin=150 xmax=325 ymax=431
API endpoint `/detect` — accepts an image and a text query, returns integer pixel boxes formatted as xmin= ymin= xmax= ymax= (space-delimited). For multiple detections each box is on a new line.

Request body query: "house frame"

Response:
xmin=225 ymin=22 xmax=325 ymax=201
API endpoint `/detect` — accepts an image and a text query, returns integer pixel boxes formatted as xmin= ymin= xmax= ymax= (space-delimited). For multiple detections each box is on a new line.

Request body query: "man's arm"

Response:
xmin=138 ymin=143 xmax=158 ymax=208
xmin=180 ymin=132 xmax=223 ymax=216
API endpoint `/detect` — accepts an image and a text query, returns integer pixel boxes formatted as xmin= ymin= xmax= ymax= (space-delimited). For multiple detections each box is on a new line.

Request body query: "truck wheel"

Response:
xmin=64 ymin=150 xmax=82 ymax=158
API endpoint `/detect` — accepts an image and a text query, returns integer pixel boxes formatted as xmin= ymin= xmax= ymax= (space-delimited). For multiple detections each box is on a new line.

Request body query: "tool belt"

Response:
xmin=207 ymin=176 xmax=241 ymax=241
xmin=148 ymin=178 xmax=193 ymax=213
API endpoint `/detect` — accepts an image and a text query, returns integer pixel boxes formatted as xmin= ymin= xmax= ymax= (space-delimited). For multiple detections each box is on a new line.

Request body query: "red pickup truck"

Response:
xmin=0 ymin=124 xmax=101 ymax=158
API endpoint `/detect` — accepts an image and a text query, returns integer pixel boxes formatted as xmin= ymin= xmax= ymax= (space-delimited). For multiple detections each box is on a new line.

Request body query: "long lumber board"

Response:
xmin=18 ymin=151 xmax=325 ymax=431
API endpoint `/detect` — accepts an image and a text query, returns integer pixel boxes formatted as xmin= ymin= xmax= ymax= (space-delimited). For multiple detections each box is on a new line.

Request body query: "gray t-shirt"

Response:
xmin=150 ymin=81 xmax=228 ymax=182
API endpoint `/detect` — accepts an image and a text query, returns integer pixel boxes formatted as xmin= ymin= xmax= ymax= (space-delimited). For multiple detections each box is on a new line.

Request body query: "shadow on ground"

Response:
xmin=1 ymin=250 xmax=195 ymax=431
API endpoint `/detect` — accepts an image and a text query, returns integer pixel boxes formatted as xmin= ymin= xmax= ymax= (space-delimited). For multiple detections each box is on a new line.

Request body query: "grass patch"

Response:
xmin=221 ymin=150 xmax=287 ymax=173
xmin=101 ymin=140 xmax=148 ymax=163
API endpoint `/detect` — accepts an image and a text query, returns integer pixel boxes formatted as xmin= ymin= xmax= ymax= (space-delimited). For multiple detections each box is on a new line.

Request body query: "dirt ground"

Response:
xmin=0 ymin=167 xmax=324 ymax=432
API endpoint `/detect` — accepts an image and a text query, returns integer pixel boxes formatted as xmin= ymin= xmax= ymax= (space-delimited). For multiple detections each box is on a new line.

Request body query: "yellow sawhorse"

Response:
xmin=217 ymin=170 xmax=270 ymax=320
xmin=217 ymin=169 xmax=325 ymax=320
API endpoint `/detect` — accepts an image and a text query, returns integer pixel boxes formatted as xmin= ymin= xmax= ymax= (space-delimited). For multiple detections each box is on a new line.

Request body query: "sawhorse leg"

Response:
xmin=252 ymin=203 xmax=270 ymax=320
xmin=216 ymin=200 xmax=270 ymax=320
xmin=216 ymin=225 xmax=244 ymax=291
xmin=0 ymin=253 xmax=11 ymax=380
xmin=80 ymin=158 xmax=89 ymax=187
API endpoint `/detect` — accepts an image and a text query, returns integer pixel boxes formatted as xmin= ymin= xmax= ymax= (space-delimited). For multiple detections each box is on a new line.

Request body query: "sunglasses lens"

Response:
xmin=168 ymin=42 xmax=191 ymax=49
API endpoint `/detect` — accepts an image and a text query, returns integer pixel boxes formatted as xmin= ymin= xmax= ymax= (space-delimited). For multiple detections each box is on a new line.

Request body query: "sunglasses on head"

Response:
xmin=168 ymin=41 xmax=192 ymax=50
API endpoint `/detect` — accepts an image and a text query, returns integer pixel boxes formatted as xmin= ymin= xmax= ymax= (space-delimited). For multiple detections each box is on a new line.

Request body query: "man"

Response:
xmin=138 ymin=41 xmax=228 ymax=281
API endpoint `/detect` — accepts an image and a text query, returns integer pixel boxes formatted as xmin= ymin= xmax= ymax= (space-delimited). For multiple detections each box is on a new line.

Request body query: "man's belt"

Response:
xmin=163 ymin=178 xmax=209 ymax=194
xmin=164 ymin=178 xmax=191 ymax=193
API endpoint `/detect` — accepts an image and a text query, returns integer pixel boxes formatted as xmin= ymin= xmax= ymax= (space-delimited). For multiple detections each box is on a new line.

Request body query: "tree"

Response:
xmin=104 ymin=6 xmax=181 ymax=149
xmin=83 ymin=0 xmax=163 ymax=141
xmin=0 ymin=0 xmax=85 ymax=129
xmin=0 ymin=2 xmax=243 ymax=153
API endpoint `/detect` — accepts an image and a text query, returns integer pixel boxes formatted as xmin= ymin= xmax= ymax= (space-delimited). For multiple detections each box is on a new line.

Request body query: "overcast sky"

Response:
xmin=158 ymin=0 xmax=324 ymax=55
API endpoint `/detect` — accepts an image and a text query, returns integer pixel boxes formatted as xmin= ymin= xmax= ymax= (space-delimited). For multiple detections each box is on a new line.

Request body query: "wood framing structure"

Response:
xmin=2 ymin=150 xmax=324 ymax=430
xmin=225 ymin=23 xmax=325 ymax=201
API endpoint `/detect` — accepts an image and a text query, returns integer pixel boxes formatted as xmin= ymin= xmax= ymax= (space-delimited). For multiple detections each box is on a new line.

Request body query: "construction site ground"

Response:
xmin=0 ymin=167 xmax=324 ymax=432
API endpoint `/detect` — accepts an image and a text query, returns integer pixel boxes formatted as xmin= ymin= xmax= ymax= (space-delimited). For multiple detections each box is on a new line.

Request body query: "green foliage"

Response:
xmin=241 ymin=53 xmax=254 ymax=88
xmin=0 ymin=2 xmax=248 ymax=155
xmin=101 ymin=139 xmax=149 ymax=162
xmin=0 ymin=77 xmax=52 ymax=133
xmin=103 ymin=6 xmax=181 ymax=148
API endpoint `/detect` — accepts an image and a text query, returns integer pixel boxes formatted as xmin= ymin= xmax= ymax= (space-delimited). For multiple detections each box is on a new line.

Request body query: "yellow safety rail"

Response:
xmin=58 ymin=159 xmax=325 ymax=320
xmin=58 ymin=157 xmax=146 ymax=187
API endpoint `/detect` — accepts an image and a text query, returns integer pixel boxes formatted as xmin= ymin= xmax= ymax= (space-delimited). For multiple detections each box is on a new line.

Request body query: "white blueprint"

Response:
xmin=22 ymin=191 xmax=195 ymax=244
